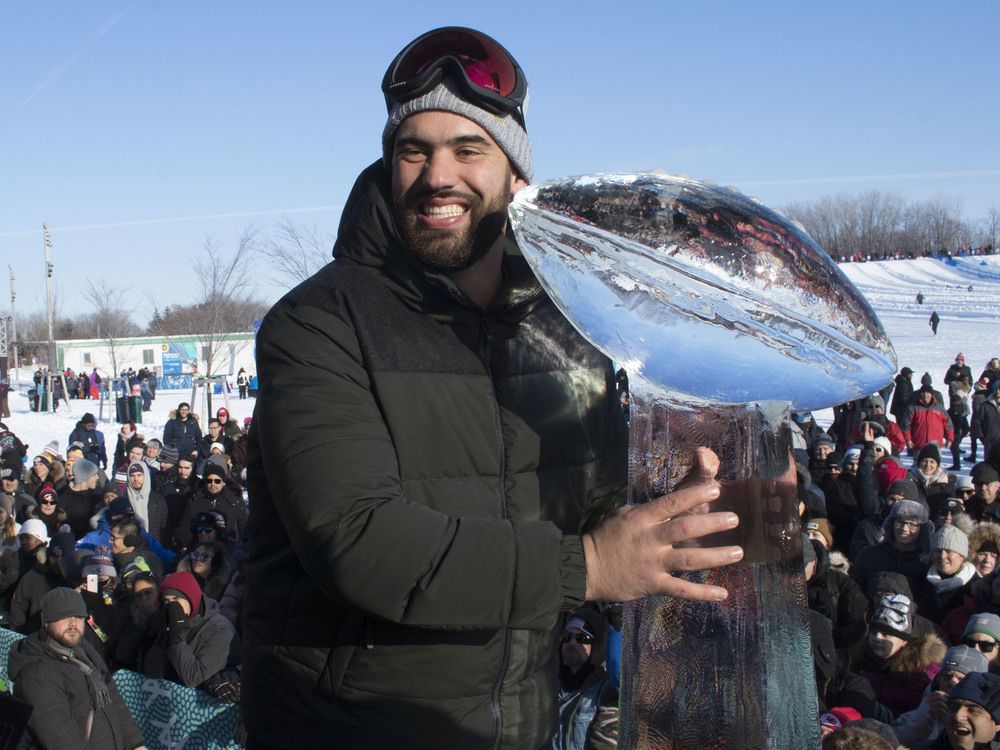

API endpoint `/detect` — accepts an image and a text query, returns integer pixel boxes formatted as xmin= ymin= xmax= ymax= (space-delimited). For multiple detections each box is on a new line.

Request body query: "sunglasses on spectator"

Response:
xmin=191 ymin=552 xmax=215 ymax=563
xmin=39 ymin=499 xmax=57 ymax=506
xmin=205 ymin=478 xmax=224 ymax=485
xmin=561 ymin=632 xmax=594 ymax=645
xmin=964 ymin=638 xmax=998 ymax=653
xmin=193 ymin=525 xmax=215 ymax=534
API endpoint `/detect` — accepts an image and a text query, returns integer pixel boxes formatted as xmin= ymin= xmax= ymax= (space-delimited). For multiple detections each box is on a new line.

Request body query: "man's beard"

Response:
xmin=393 ymin=169 xmax=513 ymax=273
xmin=51 ymin=627 xmax=83 ymax=649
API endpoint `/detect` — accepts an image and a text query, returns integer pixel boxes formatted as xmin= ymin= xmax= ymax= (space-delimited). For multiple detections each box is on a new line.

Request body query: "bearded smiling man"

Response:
xmin=243 ymin=27 xmax=741 ymax=749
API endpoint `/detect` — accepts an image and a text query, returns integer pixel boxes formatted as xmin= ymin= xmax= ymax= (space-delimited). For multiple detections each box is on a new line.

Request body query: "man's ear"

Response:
xmin=511 ymin=171 xmax=528 ymax=197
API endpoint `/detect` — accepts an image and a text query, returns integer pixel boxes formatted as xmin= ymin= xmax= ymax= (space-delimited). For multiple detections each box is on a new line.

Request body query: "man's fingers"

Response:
xmin=652 ymin=510 xmax=738 ymax=546
xmin=659 ymin=544 xmax=743 ymax=573
xmin=638 ymin=481 xmax=722 ymax=522
xmin=655 ymin=575 xmax=730 ymax=602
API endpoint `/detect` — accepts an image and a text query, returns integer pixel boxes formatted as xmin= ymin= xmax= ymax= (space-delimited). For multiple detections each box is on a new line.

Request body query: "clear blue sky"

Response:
xmin=2 ymin=1 xmax=998 ymax=320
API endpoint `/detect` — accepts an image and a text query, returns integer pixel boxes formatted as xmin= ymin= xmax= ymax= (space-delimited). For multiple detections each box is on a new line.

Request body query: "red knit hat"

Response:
xmin=819 ymin=707 xmax=861 ymax=729
xmin=160 ymin=571 xmax=203 ymax=617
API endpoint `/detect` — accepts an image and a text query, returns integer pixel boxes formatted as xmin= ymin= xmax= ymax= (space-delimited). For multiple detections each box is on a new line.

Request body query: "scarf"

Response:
xmin=927 ymin=561 xmax=978 ymax=594
xmin=46 ymin=637 xmax=112 ymax=712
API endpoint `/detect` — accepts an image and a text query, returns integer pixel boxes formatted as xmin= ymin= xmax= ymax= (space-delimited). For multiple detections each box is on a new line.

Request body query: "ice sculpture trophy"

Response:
xmin=509 ymin=174 xmax=895 ymax=750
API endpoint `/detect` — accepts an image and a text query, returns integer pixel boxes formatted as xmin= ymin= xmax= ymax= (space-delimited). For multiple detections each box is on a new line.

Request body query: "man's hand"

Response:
xmin=927 ymin=689 xmax=949 ymax=723
xmin=582 ymin=447 xmax=742 ymax=603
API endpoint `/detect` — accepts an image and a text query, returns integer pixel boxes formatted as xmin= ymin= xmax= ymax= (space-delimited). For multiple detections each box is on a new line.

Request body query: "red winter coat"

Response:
xmin=905 ymin=403 xmax=953 ymax=451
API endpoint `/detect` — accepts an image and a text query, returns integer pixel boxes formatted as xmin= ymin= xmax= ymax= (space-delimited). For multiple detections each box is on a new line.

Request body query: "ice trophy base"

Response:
xmin=621 ymin=396 xmax=820 ymax=750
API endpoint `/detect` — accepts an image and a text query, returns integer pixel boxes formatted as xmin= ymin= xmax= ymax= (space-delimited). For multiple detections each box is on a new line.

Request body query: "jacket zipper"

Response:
xmin=481 ymin=313 xmax=512 ymax=750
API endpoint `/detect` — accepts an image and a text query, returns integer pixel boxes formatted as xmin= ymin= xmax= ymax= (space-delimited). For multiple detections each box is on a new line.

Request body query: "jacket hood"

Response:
xmin=970 ymin=522 xmax=1000 ymax=558
xmin=332 ymin=160 xmax=544 ymax=320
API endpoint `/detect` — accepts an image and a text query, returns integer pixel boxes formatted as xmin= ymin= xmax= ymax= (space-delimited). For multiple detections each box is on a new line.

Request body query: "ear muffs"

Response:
xmin=123 ymin=533 xmax=140 ymax=548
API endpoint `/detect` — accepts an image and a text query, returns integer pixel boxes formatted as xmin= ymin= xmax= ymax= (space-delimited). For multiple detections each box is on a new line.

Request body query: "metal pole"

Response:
xmin=7 ymin=265 xmax=17 ymax=372
xmin=43 ymin=224 xmax=55 ymax=374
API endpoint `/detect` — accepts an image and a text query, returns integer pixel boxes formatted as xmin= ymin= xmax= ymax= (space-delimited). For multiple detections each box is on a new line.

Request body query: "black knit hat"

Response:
xmin=41 ymin=587 xmax=88 ymax=624
xmin=950 ymin=673 xmax=1000 ymax=722
xmin=917 ymin=443 xmax=941 ymax=465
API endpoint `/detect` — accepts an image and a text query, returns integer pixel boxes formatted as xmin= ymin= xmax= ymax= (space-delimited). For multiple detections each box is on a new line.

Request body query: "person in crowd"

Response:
xmin=1 ymin=464 xmax=36 ymax=522
xmin=850 ymin=594 xmax=947 ymax=717
xmin=117 ymin=570 xmax=239 ymax=693
xmin=810 ymin=434 xmax=839 ymax=485
xmin=89 ymin=367 xmax=102 ymax=400
xmin=58 ymin=458 xmax=102 ymax=539
xmin=125 ymin=460 xmax=167 ymax=539
xmin=0 ymin=495 xmax=21 ymax=552
xmin=907 ymin=387 xmax=954 ymax=456
xmin=237 ymin=368 xmax=249 ymax=400
xmin=181 ymin=463 xmax=246 ymax=548
xmin=948 ymin=381 xmax=972 ymax=471
xmin=979 ymin=359 xmax=1000 ymax=393
xmin=153 ymin=444 xmax=179 ymax=493
xmin=941 ymin=566 xmax=1000 ymax=646
xmin=853 ymin=500 xmax=936 ymax=601
xmin=891 ymin=367 xmax=916 ymax=430
xmin=9 ymin=531 xmax=75 ymax=634
xmin=78 ymin=549 xmax=126 ymax=663
xmin=955 ymin=475 xmax=976 ymax=504
xmin=28 ymin=484 xmax=68 ymax=538
xmin=945 ymin=354 xmax=974 ymax=389
xmin=959 ymin=615 xmax=1000 ymax=674
xmin=910 ymin=444 xmax=956 ymax=508
xmin=930 ymin=497 xmax=972 ymax=532
xmin=807 ymin=517 xmax=835 ymax=551
xmin=199 ymin=418 xmax=234 ymax=461
xmin=969 ymin=378 xmax=991 ymax=464
xmin=547 ymin=606 xmax=618 ymax=750
xmin=143 ymin=438 xmax=164 ymax=473
xmin=23 ymin=453 xmax=66 ymax=496
xmin=163 ymin=402 xmax=202 ymax=457
xmin=824 ymin=437 xmax=879 ymax=553
xmin=921 ymin=526 xmax=979 ymax=624
xmin=67 ymin=412 xmax=108 ymax=469
xmin=969 ymin=522 xmax=1000 ymax=578
xmin=112 ymin=440 xmax=145 ymax=496
xmin=159 ymin=452 xmax=199 ymax=550
xmin=177 ymin=540 xmax=232 ymax=602
xmin=110 ymin=519 xmax=164 ymax=579
xmin=0 ymin=422 xmax=27 ymax=465
xmin=8 ymin=587 xmax=146 ymax=750
xmin=806 ymin=534 xmax=869 ymax=648
xmin=893 ymin=644 xmax=989 ymax=747
xmin=966 ymin=464 xmax=1000 ymax=524
xmin=112 ymin=421 xmax=138 ymax=473
xmin=979 ymin=385 xmax=1000 ymax=463
xmin=215 ymin=407 xmax=241 ymax=442
xmin=911 ymin=670 xmax=1000 ymax=750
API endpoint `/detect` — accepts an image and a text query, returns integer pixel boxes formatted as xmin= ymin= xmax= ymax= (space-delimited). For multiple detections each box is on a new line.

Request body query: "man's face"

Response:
xmin=947 ymin=698 xmax=1000 ymax=749
xmin=868 ymin=629 xmax=906 ymax=660
xmin=974 ymin=549 xmax=998 ymax=577
xmin=921 ymin=390 xmax=933 ymax=404
xmin=560 ymin=627 xmax=592 ymax=673
xmin=178 ymin=405 xmax=189 ymax=419
xmin=935 ymin=548 xmax=966 ymax=577
xmin=46 ymin=615 xmax=85 ymax=649
xmin=976 ymin=480 xmax=1000 ymax=504
xmin=128 ymin=446 xmax=144 ymax=464
xmin=391 ymin=111 xmax=526 ymax=273
xmin=208 ymin=422 xmax=221 ymax=437
xmin=110 ymin=527 xmax=129 ymax=554
xmin=893 ymin=517 xmax=921 ymax=548
xmin=205 ymin=474 xmax=225 ymax=495
xmin=815 ymin=444 xmax=834 ymax=460
xmin=128 ymin=469 xmax=144 ymax=490
xmin=177 ymin=460 xmax=193 ymax=480
xmin=844 ymin=457 xmax=860 ymax=476
xmin=1 ymin=477 xmax=17 ymax=494
xmin=964 ymin=633 xmax=1000 ymax=665
xmin=19 ymin=534 xmax=42 ymax=552
xmin=162 ymin=593 xmax=191 ymax=617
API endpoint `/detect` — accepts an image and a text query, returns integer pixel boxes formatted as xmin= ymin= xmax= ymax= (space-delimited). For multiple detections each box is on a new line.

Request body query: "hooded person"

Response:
xmin=852 ymin=499 xmax=936 ymax=600
xmin=969 ymin=522 xmax=1000 ymax=578
xmin=892 ymin=644 xmax=990 ymax=747
xmin=124 ymin=459 xmax=168 ymax=543
xmin=850 ymin=594 xmax=948 ymax=717
xmin=7 ymin=587 xmax=145 ymax=750
xmin=823 ymin=442 xmax=880 ymax=553
xmin=921 ymin=525 xmax=979 ymax=624
xmin=548 ymin=606 xmax=618 ymax=750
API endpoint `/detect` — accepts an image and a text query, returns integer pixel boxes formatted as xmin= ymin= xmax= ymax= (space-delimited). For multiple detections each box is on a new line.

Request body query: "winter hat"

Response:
xmin=964 ymin=613 xmax=1000 ymax=643
xmin=42 ymin=440 xmax=60 ymax=459
xmin=41 ymin=587 xmax=88 ymax=624
xmin=806 ymin=518 xmax=834 ymax=549
xmin=382 ymin=78 xmax=533 ymax=181
xmin=160 ymin=571 xmax=203 ymax=617
xmin=146 ymin=438 xmax=162 ymax=452
xmin=35 ymin=484 xmax=58 ymax=505
xmin=82 ymin=551 xmax=116 ymax=579
xmin=933 ymin=525 xmax=969 ymax=557
xmin=191 ymin=511 xmax=226 ymax=532
xmin=159 ymin=445 xmax=179 ymax=465
xmin=949 ymin=673 xmax=1000 ymax=722
xmin=121 ymin=557 xmax=155 ymax=582
xmin=72 ymin=459 xmax=99 ymax=484
xmin=47 ymin=532 xmax=76 ymax=559
xmin=917 ymin=443 xmax=942 ymax=465
xmin=841 ymin=445 xmax=863 ymax=465
xmin=870 ymin=594 xmax=915 ymax=640
xmin=900 ymin=367 xmax=914 ymax=376
xmin=956 ymin=353 xmax=966 ymax=362
xmin=887 ymin=479 xmax=920 ymax=502
xmin=209 ymin=442 xmax=225 ymax=454
xmin=812 ymin=434 xmax=835 ymax=451
xmin=826 ymin=449 xmax=843 ymax=468
xmin=921 ymin=372 xmax=933 ymax=387
xmin=973 ymin=463 xmax=1000 ymax=485
xmin=81 ymin=413 xmax=96 ymax=425
xmin=127 ymin=461 xmax=145 ymax=476
xmin=562 ymin=606 xmax=608 ymax=667
xmin=107 ymin=496 xmax=135 ymax=519
xmin=869 ymin=572 xmax=914 ymax=602
xmin=873 ymin=436 xmax=892 ymax=455
xmin=19 ymin=518 xmax=50 ymax=545
xmin=818 ymin=707 xmax=862 ymax=730
xmin=957 ymin=475 xmax=976 ymax=492
xmin=204 ymin=456 xmax=229 ymax=476
xmin=67 ymin=442 xmax=85 ymax=457
xmin=942 ymin=644 xmax=990 ymax=677
xmin=802 ymin=534 xmax=818 ymax=566
xmin=33 ymin=455 xmax=52 ymax=471
xmin=891 ymin=499 xmax=930 ymax=525
xmin=868 ymin=394 xmax=886 ymax=410
xmin=0 ymin=465 xmax=16 ymax=481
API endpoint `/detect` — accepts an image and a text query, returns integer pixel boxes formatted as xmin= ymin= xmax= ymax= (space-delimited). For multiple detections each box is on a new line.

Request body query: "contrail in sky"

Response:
xmin=738 ymin=168 xmax=1000 ymax=188
xmin=25 ymin=5 xmax=134 ymax=104
xmin=0 ymin=205 xmax=343 ymax=237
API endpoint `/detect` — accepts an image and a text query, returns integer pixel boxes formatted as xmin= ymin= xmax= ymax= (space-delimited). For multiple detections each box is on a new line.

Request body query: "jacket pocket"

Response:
xmin=316 ymin=612 xmax=365 ymax=698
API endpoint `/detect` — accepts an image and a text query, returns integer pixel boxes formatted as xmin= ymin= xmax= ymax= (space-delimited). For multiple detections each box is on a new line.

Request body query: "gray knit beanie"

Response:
xmin=42 ymin=587 xmax=88 ymax=624
xmin=933 ymin=524 xmax=970 ymax=557
xmin=382 ymin=78 xmax=533 ymax=181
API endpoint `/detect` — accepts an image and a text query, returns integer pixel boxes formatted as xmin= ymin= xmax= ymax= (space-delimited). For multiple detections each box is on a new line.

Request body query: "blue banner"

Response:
xmin=162 ymin=352 xmax=182 ymax=375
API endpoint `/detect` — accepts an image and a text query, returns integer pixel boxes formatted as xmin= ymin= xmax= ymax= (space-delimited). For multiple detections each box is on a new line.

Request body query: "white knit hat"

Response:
xmin=19 ymin=518 xmax=50 ymax=545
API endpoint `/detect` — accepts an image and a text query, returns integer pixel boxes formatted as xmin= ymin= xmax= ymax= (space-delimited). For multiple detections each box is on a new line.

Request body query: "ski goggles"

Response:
xmin=381 ymin=27 xmax=528 ymax=127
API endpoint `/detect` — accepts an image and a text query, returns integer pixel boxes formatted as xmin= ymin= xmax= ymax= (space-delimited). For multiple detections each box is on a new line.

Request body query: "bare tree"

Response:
xmin=82 ymin=280 xmax=141 ymax=376
xmin=260 ymin=220 xmax=333 ymax=286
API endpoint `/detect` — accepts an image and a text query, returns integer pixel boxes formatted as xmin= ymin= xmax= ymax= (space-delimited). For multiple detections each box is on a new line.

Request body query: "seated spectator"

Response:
xmin=159 ymin=452 xmax=198 ymax=550
xmin=929 ymin=497 xmax=974 ymax=533
xmin=125 ymin=461 xmax=166 ymax=539
xmin=177 ymin=540 xmax=232 ymax=601
xmin=851 ymin=594 xmax=946 ymax=717
xmin=8 ymin=587 xmax=144 ymax=750
xmin=1 ymin=464 xmax=36 ymax=522
xmin=921 ymin=526 xmax=979 ymax=624
xmin=910 ymin=671 xmax=1000 ymax=749
xmin=850 ymin=479 xmax=918 ymax=561
xmin=853 ymin=500 xmax=935 ymax=601
xmin=548 ymin=607 xmax=618 ymax=750
xmin=144 ymin=438 xmax=164 ymax=473
xmin=110 ymin=519 xmax=164 ymax=579
xmin=180 ymin=463 xmax=247 ymax=548
xmin=9 ymin=531 xmax=75 ymax=634
xmin=78 ymin=550 xmax=126 ymax=662
xmin=0 ymin=494 xmax=20 ymax=552
xmin=23 ymin=453 xmax=66 ymax=496
xmin=960 ymin=614 xmax=1000 ymax=675
xmin=199 ymin=419 xmax=233 ymax=462
xmin=28 ymin=484 xmax=68 ymax=538
xmin=969 ymin=522 xmax=1000 ymax=577
xmin=153 ymin=444 xmax=179 ymax=493
xmin=892 ymin=644 xmax=989 ymax=747
xmin=909 ymin=443 xmax=955 ymax=508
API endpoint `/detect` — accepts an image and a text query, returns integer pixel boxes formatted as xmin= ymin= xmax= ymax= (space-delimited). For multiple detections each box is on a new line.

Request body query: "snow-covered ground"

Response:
xmin=3 ymin=254 xmax=1000 ymax=474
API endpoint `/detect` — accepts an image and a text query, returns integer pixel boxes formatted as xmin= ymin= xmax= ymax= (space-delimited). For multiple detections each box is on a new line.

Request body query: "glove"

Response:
xmin=163 ymin=601 xmax=189 ymax=646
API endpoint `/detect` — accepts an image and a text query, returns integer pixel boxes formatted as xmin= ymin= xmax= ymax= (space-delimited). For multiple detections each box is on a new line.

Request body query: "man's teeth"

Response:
xmin=422 ymin=205 xmax=466 ymax=217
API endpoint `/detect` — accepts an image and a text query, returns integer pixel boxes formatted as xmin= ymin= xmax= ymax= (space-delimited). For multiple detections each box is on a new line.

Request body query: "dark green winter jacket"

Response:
xmin=242 ymin=161 xmax=627 ymax=749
